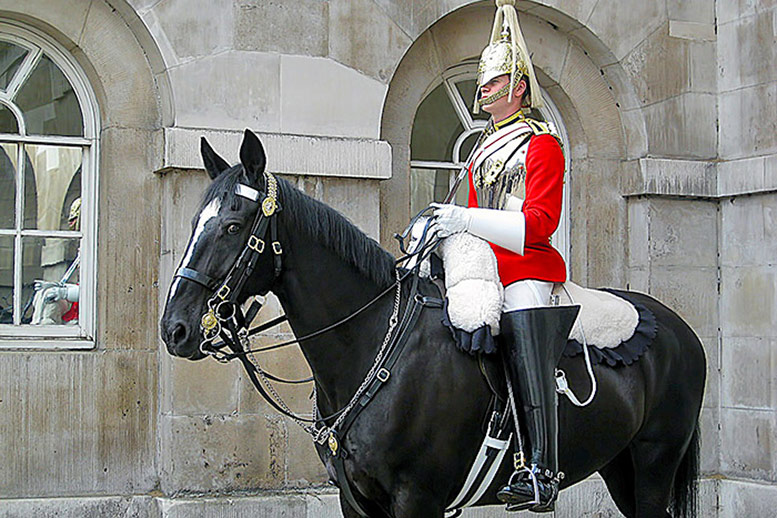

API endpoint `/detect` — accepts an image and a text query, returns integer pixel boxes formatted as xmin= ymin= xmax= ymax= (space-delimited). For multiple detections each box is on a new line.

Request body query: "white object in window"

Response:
xmin=0 ymin=21 xmax=99 ymax=348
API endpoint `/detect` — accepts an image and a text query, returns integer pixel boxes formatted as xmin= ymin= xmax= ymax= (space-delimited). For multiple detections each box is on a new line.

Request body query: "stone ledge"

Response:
xmin=0 ymin=477 xmax=723 ymax=517
xmin=158 ymin=127 xmax=392 ymax=180
xmin=623 ymin=155 xmax=777 ymax=198
xmin=623 ymin=158 xmax=717 ymax=197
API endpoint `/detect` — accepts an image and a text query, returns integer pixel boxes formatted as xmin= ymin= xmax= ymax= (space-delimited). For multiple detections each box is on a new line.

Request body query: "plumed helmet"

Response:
xmin=474 ymin=0 xmax=543 ymax=113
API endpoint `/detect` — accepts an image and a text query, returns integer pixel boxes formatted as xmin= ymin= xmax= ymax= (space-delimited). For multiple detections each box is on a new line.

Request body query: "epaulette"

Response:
xmin=526 ymin=118 xmax=563 ymax=147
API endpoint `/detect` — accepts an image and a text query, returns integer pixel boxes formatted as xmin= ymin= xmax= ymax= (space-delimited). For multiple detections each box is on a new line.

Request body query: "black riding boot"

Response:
xmin=496 ymin=305 xmax=579 ymax=513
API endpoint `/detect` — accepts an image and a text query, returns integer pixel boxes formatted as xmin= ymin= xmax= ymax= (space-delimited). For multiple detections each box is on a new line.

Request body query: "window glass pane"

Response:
xmin=21 ymin=236 xmax=80 ymax=325
xmin=0 ymin=143 xmax=17 ymax=228
xmin=23 ymin=144 xmax=82 ymax=231
xmin=16 ymin=54 xmax=83 ymax=136
xmin=0 ymin=104 xmax=18 ymax=133
xmin=0 ymin=41 xmax=28 ymax=91
xmin=0 ymin=235 xmax=12 ymax=324
xmin=454 ymin=79 xmax=490 ymax=121
xmin=410 ymin=168 xmax=469 ymax=214
xmin=411 ymin=83 xmax=464 ymax=161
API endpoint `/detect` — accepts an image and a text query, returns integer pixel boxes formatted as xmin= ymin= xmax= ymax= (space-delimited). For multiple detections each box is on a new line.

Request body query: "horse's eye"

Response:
xmin=227 ymin=223 xmax=241 ymax=235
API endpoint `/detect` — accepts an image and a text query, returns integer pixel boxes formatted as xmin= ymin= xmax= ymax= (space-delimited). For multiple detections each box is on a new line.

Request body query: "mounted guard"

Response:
xmin=431 ymin=0 xmax=574 ymax=511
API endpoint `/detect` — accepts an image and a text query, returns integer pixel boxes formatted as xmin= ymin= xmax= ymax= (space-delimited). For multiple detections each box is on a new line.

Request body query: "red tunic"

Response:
xmin=468 ymin=133 xmax=567 ymax=287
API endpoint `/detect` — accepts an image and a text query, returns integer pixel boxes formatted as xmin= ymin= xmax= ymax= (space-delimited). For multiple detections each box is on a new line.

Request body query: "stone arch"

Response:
xmin=381 ymin=1 xmax=643 ymax=287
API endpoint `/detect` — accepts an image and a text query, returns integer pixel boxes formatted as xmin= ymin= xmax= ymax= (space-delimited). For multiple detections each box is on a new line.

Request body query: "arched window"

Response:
xmin=410 ymin=62 xmax=570 ymax=267
xmin=0 ymin=22 xmax=98 ymax=346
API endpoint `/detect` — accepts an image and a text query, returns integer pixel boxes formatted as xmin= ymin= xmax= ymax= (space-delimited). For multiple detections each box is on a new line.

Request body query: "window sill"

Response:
xmin=0 ymin=338 xmax=95 ymax=351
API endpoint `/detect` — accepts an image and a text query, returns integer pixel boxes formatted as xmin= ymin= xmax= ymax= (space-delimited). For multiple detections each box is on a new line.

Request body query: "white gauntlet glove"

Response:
xmin=431 ymin=203 xmax=526 ymax=255
xmin=430 ymin=203 xmax=472 ymax=237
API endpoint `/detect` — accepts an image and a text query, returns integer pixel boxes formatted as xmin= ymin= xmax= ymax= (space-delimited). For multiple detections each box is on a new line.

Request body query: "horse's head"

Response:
xmin=160 ymin=129 xmax=279 ymax=359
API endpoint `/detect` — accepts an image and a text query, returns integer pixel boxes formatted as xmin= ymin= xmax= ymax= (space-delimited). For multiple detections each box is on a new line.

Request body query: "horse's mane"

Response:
xmin=201 ymin=168 xmax=395 ymax=288
xmin=277 ymin=177 xmax=396 ymax=288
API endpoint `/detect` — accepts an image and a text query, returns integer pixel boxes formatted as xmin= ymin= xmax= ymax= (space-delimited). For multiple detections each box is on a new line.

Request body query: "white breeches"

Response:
xmin=502 ymin=279 xmax=554 ymax=311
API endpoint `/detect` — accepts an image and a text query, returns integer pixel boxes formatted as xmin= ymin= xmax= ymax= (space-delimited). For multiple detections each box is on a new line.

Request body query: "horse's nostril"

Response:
xmin=171 ymin=322 xmax=189 ymax=346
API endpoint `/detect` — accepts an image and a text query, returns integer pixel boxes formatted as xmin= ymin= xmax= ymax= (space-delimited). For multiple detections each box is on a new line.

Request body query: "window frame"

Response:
xmin=0 ymin=20 xmax=99 ymax=349
xmin=409 ymin=61 xmax=571 ymax=271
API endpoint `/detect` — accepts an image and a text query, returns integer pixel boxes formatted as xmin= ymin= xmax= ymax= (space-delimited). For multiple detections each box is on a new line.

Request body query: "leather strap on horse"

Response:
xmin=326 ymin=273 xmax=440 ymax=517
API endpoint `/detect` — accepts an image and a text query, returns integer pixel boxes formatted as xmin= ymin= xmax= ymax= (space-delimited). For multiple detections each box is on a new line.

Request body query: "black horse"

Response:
xmin=160 ymin=130 xmax=706 ymax=518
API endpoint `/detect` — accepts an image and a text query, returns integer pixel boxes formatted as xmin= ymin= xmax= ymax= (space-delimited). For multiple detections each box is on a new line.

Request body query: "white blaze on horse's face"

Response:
xmin=168 ymin=196 xmax=222 ymax=300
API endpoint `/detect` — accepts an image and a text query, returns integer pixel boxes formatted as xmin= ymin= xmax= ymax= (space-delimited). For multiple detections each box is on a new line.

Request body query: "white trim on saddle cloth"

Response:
xmin=552 ymin=282 xmax=639 ymax=349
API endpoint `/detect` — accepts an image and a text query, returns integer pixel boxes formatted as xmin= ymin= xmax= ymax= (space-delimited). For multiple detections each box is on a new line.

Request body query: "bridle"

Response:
xmin=174 ymin=171 xmax=284 ymax=362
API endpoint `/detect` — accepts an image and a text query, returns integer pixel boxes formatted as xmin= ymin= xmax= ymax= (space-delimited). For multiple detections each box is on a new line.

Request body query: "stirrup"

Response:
xmin=499 ymin=464 xmax=563 ymax=513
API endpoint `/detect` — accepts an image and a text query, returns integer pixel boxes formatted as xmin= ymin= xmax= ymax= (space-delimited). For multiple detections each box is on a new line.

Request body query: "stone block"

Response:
xmin=717 ymin=157 xmax=767 ymax=198
xmin=158 ymin=494 xmax=307 ymax=517
xmin=700 ymin=335 xmax=720 ymax=410
xmin=285 ymin=175 xmax=382 ymax=240
xmin=627 ymin=267 xmax=649 ymax=292
xmin=139 ymin=8 xmax=181 ymax=70
xmin=237 ymin=339 xmax=313 ymax=417
xmin=279 ymin=55 xmax=386 ymax=139
xmin=0 ymin=0 xmax=89 ymax=49
xmin=700 ymin=406 xmax=720 ymax=475
xmin=669 ymin=21 xmax=716 ymax=41
xmin=647 ymin=197 xmax=718 ymax=268
xmin=98 ymin=127 xmax=163 ymax=351
xmin=719 ymin=407 xmax=776 ymax=481
xmin=720 ymin=193 xmax=777 ymax=267
xmin=328 ymin=0 xmax=412 ymax=83
xmin=720 ymin=265 xmax=777 ymax=339
xmin=554 ymin=474 xmax=621 ymax=517
xmin=234 ymin=0 xmax=328 ymax=56
xmin=649 ymin=266 xmax=719 ymax=338
xmin=622 ymin=25 xmax=690 ymax=106
xmin=169 ymin=51 xmax=281 ymax=132
xmin=668 ymin=0 xmax=716 ymax=24
xmin=162 ymin=128 xmax=392 ymax=180
xmin=160 ymin=352 xmax=241 ymax=416
xmin=286 ymin=419 xmax=329 ymax=486
xmin=625 ymin=158 xmax=717 ymax=198
xmin=0 ymin=351 xmax=157 ymax=497
xmin=718 ymin=11 xmax=777 ymax=93
xmin=721 ymin=336 xmax=773 ymax=409
xmin=0 ymin=495 xmax=155 ymax=518
xmin=643 ymin=93 xmax=717 ymax=159
xmin=719 ymin=83 xmax=777 ymax=161
xmin=689 ymin=41 xmax=717 ymax=94
xmin=532 ymin=0 xmax=599 ymax=31
xmin=719 ymin=479 xmax=777 ymax=518
xmin=160 ymin=413 xmax=288 ymax=493
xmin=586 ymin=0 xmax=667 ymax=61
xmin=516 ymin=12 xmax=571 ymax=84
xmin=425 ymin=3 xmax=492 ymax=71
xmin=79 ymin=0 xmax=160 ymax=130
xmin=305 ymin=492 xmax=344 ymax=518
xmin=559 ymin=44 xmax=624 ymax=159
xmin=627 ymin=198 xmax=649 ymax=268
xmin=150 ymin=0 xmax=233 ymax=62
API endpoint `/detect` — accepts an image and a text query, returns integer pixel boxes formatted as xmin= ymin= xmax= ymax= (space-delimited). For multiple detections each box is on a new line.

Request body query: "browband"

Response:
xmin=236 ymin=183 xmax=260 ymax=201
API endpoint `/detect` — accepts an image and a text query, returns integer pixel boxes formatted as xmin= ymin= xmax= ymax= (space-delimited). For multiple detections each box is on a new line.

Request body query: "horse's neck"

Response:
xmin=274 ymin=240 xmax=392 ymax=413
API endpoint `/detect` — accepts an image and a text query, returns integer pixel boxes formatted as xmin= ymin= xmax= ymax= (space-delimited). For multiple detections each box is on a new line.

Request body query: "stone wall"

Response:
xmin=0 ymin=0 xmax=775 ymax=516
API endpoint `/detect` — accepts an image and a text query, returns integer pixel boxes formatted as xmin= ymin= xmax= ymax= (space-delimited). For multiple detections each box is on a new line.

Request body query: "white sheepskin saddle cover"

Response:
xmin=552 ymin=282 xmax=639 ymax=349
xmin=437 ymin=233 xmax=503 ymax=336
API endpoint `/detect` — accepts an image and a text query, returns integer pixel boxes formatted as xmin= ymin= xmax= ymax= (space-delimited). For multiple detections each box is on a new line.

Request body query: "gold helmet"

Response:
xmin=474 ymin=0 xmax=543 ymax=113
xmin=68 ymin=197 xmax=81 ymax=230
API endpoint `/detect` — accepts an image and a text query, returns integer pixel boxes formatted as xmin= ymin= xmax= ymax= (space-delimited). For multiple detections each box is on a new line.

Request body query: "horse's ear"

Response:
xmin=239 ymin=129 xmax=267 ymax=185
xmin=200 ymin=137 xmax=230 ymax=180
